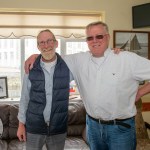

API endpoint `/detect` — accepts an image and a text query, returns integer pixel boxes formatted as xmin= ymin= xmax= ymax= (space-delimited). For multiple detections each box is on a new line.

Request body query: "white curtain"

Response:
xmin=0 ymin=11 xmax=102 ymax=38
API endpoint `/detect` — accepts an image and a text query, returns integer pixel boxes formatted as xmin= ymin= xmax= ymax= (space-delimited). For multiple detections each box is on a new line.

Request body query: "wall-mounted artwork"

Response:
xmin=113 ymin=30 xmax=150 ymax=59
xmin=0 ymin=76 xmax=8 ymax=98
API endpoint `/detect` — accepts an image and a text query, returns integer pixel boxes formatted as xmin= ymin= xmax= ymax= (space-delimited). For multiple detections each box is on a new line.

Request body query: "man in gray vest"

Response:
xmin=17 ymin=29 xmax=70 ymax=150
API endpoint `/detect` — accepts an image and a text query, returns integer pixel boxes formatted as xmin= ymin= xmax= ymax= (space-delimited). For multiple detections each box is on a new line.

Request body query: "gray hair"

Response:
xmin=86 ymin=21 xmax=109 ymax=33
xmin=37 ymin=29 xmax=56 ymax=40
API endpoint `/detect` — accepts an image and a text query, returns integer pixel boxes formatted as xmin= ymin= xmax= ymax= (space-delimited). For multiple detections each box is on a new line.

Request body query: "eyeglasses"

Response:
xmin=38 ymin=38 xmax=56 ymax=46
xmin=86 ymin=34 xmax=108 ymax=41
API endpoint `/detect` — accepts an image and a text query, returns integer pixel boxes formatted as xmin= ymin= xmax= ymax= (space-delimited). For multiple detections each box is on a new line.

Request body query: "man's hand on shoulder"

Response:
xmin=24 ymin=54 xmax=39 ymax=74
xmin=112 ymin=48 xmax=121 ymax=54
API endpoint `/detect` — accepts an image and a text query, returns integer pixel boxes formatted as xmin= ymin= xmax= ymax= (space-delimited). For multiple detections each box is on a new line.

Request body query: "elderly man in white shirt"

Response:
xmin=25 ymin=21 xmax=150 ymax=150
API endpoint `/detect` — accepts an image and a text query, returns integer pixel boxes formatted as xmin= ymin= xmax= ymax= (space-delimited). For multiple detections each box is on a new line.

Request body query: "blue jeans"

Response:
xmin=87 ymin=115 xmax=136 ymax=150
xmin=86 ymin=114 xmax=89 ymax=144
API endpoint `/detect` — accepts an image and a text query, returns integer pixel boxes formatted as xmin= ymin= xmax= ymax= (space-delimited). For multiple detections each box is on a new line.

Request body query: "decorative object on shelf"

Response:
xmin=0 ymin=76 xmax=8 ymax=99
xmin=113 ymin=30 xmax=150 ymax=59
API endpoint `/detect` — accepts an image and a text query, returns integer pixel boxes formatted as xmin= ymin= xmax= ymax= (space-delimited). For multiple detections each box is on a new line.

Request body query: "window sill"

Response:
xmin=0 ymin=97 xmax=20 ymax=104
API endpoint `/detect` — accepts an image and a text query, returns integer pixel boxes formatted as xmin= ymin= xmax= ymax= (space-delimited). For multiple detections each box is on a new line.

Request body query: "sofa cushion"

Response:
xmin=65 ymin=136 xmax=90 ymax=150
xmin=0 ymin=140 xmax=8 ymax=150
xmin=0 ymin=104 xmax=10 ymax=139
xmin=0 ymin=104 xmax=19 ymax=140
xmin=67 ymin=124 xmax=85 ymax=136
xmin=1 ymin=100 xmax=86 ymax=139
xmin=68 ymin=100 xmax=86 ymax=125
xmin=9 ymin=104 xmax=19 ymax=139
xmin=8 ymin=139 xmax=25 ymax=150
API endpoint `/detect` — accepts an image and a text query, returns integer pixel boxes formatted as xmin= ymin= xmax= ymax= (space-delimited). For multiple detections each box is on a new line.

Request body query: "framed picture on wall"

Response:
xmin=113 ymin=30 xmax=150 ymax=59
xmin=0 ymin=76 xmax=8 ymax=98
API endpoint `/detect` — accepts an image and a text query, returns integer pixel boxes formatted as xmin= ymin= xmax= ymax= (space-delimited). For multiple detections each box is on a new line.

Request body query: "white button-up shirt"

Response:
xmin=64 ymin=48 xmax=150 ymax=120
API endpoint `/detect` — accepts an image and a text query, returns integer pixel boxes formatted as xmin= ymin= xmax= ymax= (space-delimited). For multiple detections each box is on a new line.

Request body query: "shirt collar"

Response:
xmin=40 ymin=55 xmax=57 ymax=68
xmin=90 ymin=47 xmax=111 ymax=59
xmin=90 ymin=47 xmax=111 ymax=63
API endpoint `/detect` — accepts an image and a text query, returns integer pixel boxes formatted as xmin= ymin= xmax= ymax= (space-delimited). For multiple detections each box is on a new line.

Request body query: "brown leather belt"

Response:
xmin=88 ymin=115 xmax=133 ymax=128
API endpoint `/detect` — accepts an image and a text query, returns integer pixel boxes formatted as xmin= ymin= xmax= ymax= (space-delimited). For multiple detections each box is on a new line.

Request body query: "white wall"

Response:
xmin=0 ymin=0 xmax=150 ymax=46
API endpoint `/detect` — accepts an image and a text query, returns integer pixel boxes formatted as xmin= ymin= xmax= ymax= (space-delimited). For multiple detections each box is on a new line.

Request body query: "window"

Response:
xmin=4 ymin=52 xmax=7 ymax=60
xmin=66 ymin=41 xmax=88 ymax=54
xmin=0 ymin=11 xmax=103 ymax=98
xmin=0 ymin=39 xmax=21 ymax=98
xmin=0 ymin=38 xmax=88 ymax=98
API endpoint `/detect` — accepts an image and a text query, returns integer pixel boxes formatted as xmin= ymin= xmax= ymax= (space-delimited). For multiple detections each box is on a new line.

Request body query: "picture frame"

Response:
xmin=0 ymin=76 xmax=8 ymax=98
xmin=113 ymin=30 xmax=150 ymax=59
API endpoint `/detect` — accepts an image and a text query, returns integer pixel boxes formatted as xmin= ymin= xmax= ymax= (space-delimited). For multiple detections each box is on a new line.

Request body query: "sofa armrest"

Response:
xmin=68 ymin=100 xmax=86 ymax=125
xmin=0 ymin=104 xmax=10 ymax=140
xmin=0 ymin=104 xmax=19 ymax=140
xmin=9 ymin=104 xmax=19 ymax=139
